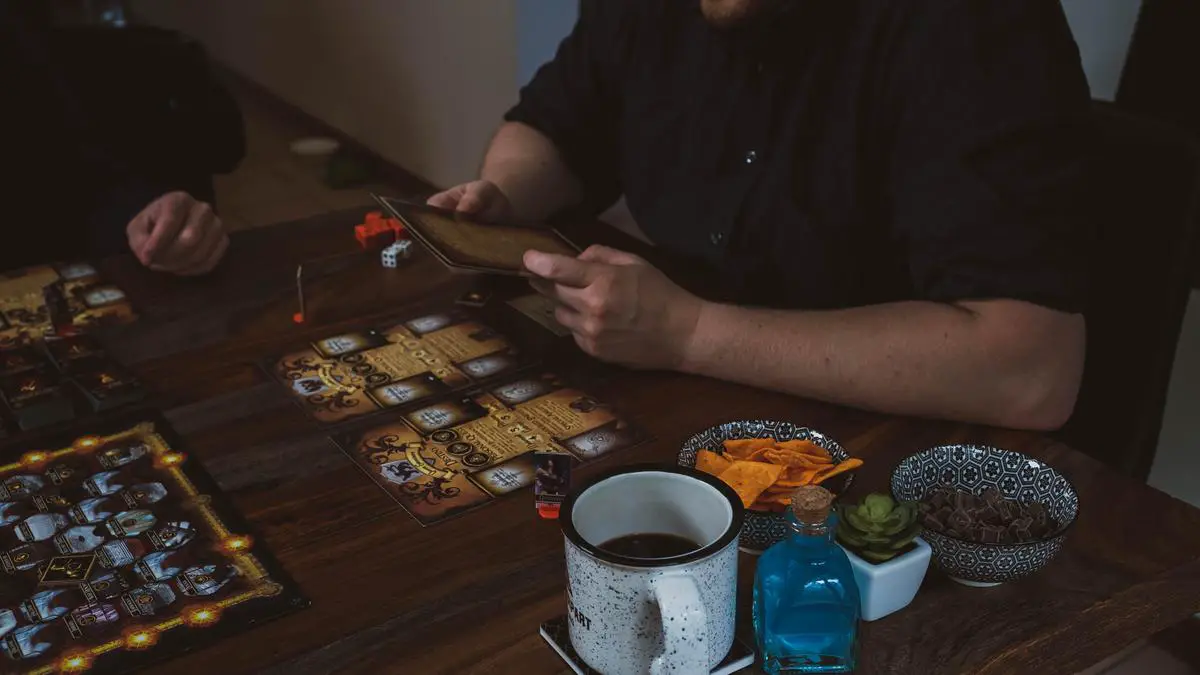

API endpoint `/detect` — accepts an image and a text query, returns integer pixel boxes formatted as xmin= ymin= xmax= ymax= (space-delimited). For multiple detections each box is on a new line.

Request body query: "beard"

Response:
xmin=699 ymin=0 xmax=766 ymax=28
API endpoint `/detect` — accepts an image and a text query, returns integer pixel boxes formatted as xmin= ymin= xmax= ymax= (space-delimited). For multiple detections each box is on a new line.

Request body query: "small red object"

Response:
xmin=537 ymin=503 xmax=561 ymax=520
xmin=355 ymin=219 xmax=395 ymax=251
xmin=292 ymin=312 xmax=305 ymax=324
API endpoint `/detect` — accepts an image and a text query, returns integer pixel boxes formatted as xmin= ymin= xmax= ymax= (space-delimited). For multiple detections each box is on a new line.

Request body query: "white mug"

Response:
xmin=561 ymin=465 xmax=744 ymax=675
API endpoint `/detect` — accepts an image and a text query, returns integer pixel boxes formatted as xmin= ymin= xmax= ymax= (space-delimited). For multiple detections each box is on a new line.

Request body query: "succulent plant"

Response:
xmin=836 ymin=493 xmax=922 ymax=564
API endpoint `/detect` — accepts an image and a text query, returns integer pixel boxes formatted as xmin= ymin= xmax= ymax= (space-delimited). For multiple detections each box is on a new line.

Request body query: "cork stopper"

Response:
xmin=790 ymin=485 xmax=834 ymax=525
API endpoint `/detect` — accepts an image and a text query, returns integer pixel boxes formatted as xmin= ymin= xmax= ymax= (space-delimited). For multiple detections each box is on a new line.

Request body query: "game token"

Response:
xmin=533 ymin=452 xmax=572 ymax=520
xmin=455 ymin=290 xmax=493 ymax=308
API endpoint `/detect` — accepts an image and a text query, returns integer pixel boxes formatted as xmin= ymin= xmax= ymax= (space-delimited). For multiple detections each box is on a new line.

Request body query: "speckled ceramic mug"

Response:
xmin=560 ymin=465 xmax=744 ymax=675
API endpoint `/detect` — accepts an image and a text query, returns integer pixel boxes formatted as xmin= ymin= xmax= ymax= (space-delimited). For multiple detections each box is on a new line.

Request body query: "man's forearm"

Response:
xmin=680 ymin=300 xmax=1085 ymax=431
xmin=481 ymin=122 xmax=584 ymax=223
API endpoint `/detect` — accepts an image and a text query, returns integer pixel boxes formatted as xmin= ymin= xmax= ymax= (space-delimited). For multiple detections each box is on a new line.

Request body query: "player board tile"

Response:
xmin=0 ymin=414 xmax=305 ymax=674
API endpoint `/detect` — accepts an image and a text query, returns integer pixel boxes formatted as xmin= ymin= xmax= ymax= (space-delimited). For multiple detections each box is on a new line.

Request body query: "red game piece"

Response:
xmin=292 ymin=312 xmax=304 ymax=324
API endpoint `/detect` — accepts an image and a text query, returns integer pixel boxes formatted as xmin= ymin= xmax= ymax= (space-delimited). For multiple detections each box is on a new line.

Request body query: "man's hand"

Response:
xmin=126 ymin=192 xmax=229 ymax=276
xmin=524 ymin=245 xmax=704 ymax=370
xmin=426 ymin=180 xmax=514 ymax=222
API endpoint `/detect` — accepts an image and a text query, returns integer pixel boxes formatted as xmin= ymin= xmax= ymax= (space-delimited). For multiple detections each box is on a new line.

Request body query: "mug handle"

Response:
xmin=648 ymin=574 xmax=708 ymax=675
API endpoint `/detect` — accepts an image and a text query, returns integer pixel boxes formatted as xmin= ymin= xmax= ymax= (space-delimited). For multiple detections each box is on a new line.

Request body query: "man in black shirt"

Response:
xmin=429 ymin=0 xmax=1093 ymax=431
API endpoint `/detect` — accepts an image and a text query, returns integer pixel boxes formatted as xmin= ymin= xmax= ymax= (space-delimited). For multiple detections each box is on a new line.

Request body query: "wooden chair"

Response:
xmin=1056 ymin=104 xmax=1200 ymax=479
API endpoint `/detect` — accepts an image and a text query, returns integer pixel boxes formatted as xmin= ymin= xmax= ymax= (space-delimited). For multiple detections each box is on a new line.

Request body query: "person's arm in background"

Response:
xmin=429 ymin=0 xmax=624 ymax=223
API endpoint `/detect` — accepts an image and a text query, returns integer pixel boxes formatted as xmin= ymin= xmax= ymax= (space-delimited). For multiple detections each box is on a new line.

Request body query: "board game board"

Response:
xmin=0 ymin=414 xmax=305 ymax=673
xmin=0 ymin=264 xmax=136 ymax=349
xmin=333 ymin=371 xmax=649 ymax=526
xmin=269 ymin=310 xmax=536 ymax=425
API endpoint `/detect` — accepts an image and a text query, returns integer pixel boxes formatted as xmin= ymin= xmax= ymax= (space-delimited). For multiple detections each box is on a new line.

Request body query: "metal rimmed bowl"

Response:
xmin=891 ymin=444 xmax=1079 ymax=587
xmin=678 ymin=420 xmax=856 ymax=554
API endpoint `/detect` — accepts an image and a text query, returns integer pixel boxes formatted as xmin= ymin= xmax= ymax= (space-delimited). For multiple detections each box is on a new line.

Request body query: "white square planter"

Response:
xmin=838 ymin=537 xmax=931 ymax=621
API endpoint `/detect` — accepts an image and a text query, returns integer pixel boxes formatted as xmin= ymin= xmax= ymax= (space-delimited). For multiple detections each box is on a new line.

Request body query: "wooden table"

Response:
xmin=77 ymin=207 xmax=1200 ymax=674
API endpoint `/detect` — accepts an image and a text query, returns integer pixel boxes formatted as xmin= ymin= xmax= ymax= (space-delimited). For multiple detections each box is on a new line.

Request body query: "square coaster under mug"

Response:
xmin=539 ymin=616 xmax=755 ymax=675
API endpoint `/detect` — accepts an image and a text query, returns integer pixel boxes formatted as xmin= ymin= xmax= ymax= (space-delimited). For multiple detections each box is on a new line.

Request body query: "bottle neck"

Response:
xmin=788 ymin=512 xmax=837 ymax=546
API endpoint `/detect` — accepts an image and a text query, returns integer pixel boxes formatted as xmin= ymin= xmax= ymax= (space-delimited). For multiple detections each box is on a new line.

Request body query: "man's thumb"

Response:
xmin=578 ymin=244 xmax=641 ymax=266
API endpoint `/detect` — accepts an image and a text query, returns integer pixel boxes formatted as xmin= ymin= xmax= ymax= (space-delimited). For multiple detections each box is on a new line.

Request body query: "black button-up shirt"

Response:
xmin=505 ymin=0 xmax=1093 ymax=312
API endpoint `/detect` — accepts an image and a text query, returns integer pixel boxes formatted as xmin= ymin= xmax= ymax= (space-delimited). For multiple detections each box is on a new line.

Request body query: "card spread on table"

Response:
xmin=374 ymin=195 xmax=580 ymax=275
xmin=333 ymin=371 xmax=650 ymax=526
xmin=267 ymin=309 xmax=538 ymax=425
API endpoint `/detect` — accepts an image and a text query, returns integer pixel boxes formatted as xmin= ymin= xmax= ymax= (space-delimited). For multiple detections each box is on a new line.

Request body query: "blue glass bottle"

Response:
xmin=753 ymin=485 xmax=861 ymax=673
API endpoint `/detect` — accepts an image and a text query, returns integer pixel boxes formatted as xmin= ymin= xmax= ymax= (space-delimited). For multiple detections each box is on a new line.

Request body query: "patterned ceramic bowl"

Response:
xmin=678 ymin=420 xmax=855 ymax=554
xmin=891 ymin=445 xmax=1079 ymax=587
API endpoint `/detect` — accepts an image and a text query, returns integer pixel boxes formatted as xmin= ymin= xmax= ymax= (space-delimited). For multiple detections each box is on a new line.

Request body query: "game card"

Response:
xmin=334 ymin=371 xmax=650 ymax=526
xmin=375 ymin=196 xmax=580 ymax=275
xmin=269 ymin=311 xmax=536 ymax=425
xmin=507 ymin=294 xmax=572 ymax=337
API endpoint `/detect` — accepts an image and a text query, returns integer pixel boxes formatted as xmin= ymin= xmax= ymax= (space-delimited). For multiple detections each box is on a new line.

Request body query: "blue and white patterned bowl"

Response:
xmin=891 ymin=445 xmax=1079 ymax=587
xmin=678 ymin=420 xmax=855 ymax=554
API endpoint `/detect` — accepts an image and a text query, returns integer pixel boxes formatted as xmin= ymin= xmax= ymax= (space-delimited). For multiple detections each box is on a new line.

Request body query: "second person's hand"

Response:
xmin=426 ymin=180 xmax=514 ymax=222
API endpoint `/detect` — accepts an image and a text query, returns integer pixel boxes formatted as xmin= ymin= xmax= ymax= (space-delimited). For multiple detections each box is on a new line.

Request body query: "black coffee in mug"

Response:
xmin=599 ymin=532 xmax=700 ymax=559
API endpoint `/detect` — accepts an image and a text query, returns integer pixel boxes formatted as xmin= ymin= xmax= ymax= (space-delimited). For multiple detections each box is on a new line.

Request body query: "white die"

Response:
xmin=381 ymin=247 xmax=398 ymax=269
xmin=393 ymin=239 xmax=413 ymax=259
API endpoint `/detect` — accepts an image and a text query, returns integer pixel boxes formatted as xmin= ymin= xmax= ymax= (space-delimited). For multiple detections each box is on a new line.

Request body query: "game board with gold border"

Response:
xmin=0 ymin=412 xmax=306 ymax=673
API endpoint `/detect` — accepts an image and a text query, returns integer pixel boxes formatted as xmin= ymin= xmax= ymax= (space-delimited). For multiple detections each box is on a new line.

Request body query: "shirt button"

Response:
xmin=744 ymin=150 xmax=759 ymax=165
xmin=710 ymin=231 xmax=725 ymax=246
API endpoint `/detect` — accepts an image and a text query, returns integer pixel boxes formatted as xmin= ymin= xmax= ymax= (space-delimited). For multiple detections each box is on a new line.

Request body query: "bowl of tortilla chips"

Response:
xmin=679 ymin=420 xmax=863 ymax=553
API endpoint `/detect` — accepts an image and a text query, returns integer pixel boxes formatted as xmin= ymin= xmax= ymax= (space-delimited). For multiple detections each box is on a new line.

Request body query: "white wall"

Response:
xmin=130 ymin=0 xmax=519 ymax=189
xmin=1061 ymin=0 xmax=1144 ymax=101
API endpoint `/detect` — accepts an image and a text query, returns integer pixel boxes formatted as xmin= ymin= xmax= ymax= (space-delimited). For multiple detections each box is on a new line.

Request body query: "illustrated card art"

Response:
xmin=269 ymin=311 xmax=537 ymax=425
xmin=334 ymin=371 xmax=650 ymax=526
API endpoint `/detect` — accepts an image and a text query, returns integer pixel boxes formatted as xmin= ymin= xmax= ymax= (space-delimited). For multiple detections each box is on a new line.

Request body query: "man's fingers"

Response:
xmin=156 ymin=203 xmax=217 ymax=271
xmin=529 ymin=277 xmax=589 ymax=312
xmin=175 ymin=220 xmax=225 ymax=275
xmin=553 ymin=304 xmax=587 ymax=334
xmin=578 ymin=244 xmax=642 ymax=266
xmin=426 ymin=186 xmax=465 ymax=210
xmin=126 ymin=212 xmax=154 ymax=265
xmin=523 ymin=250 xmax=601 ymax=288
xmin=178 ymin=234 xmax=229 ymax=276
xmin=140 ymin=193 xmax=191 ymax=264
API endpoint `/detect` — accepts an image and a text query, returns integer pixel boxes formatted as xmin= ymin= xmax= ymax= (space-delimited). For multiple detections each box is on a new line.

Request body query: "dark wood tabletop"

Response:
xmin=66 ymin=206 xmax=1200 ymax=674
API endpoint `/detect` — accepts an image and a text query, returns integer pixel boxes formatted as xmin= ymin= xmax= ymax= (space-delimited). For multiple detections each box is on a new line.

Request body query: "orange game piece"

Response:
xmin=292 ymin=312 xmax=305 ymax=324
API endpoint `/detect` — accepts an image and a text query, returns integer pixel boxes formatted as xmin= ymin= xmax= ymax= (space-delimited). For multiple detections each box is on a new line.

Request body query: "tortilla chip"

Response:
xmin=723 ymin=438 xmax=776 ymax=460
xmin=775 ymin=467 xmax=820 ymax=488
xmin=718 ymin=460 xmax=785 ymax=508
xmin=763 ymin=448 xmax=827 ymax=469
xmin=774 ymin=440 xmax=832 ymax=463
xmin=812 ymin=458 xmax=865 ymax=485
xmin=696 ymin=449 xmax=734 ymax=477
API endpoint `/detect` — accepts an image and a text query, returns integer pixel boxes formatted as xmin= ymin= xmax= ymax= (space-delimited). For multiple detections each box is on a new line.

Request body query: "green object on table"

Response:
xmin=836 ymin=492 xmax=923 ymax=563
xmin=323 ymin=152 xmax=374 ymax=189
